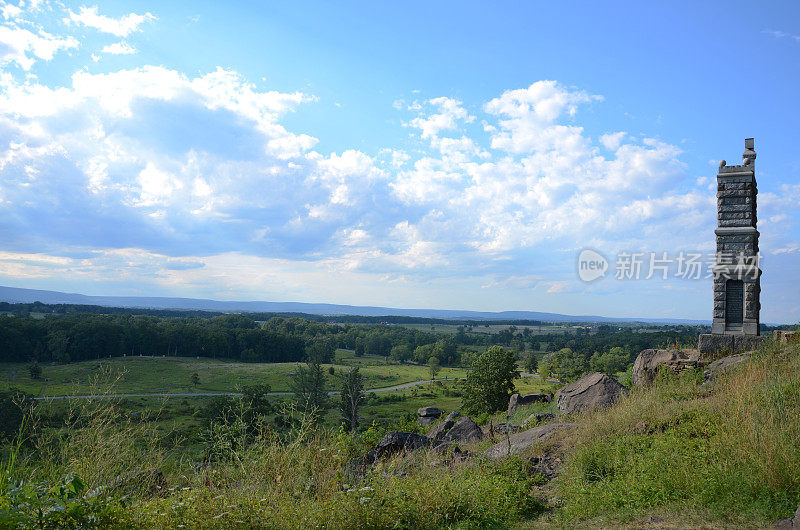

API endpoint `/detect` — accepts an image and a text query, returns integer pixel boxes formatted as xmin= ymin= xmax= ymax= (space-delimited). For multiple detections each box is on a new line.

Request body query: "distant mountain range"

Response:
xmin=0 ymin=285 xmax=709 ymax=324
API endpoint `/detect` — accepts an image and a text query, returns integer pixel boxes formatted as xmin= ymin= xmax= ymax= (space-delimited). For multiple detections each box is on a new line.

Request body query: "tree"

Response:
xmin=291 ymin=361 xmax=328 ymax=421
xmin=524 ymin=353 xmax=538 ymax=374
xmin=428 ymin=356 xmax=441 ymax=381
xmin=539 ymin=348 xmax=588 ymax=382
xmin=462 ymin=346 xmax=519 ymax=415
xmin=389 ymin=343 xmax=412 ymax=363
xmin=306 ymin=338 xmax=334 ymax=364
xmin=28 ymin=361 xmax=42 ymax=380
xmin=47 ymin=330 xmax=70 ymax=363
xmin=191 ymin=372 xmax=200 ymax=388
xmin=590 ymin=347 xmax=629 ymax=375
xmin=339 ymin=366 xmax=364 ymax=432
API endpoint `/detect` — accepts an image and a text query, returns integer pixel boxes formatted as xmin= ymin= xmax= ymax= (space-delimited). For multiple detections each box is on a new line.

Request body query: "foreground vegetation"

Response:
xmin=2 ymin=338 xmax=798 ymax=527
xmin=547 ymin=338 xmax=800 ymax=527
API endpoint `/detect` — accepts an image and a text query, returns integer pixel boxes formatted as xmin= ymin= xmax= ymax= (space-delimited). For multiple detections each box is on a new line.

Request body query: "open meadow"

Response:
xmin=0 ymin=351 xmax=468 ymax=397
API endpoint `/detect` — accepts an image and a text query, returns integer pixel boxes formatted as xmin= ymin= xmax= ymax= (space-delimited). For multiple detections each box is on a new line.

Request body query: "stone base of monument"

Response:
xmin=698 ymin=334 xmax=763 ymax=355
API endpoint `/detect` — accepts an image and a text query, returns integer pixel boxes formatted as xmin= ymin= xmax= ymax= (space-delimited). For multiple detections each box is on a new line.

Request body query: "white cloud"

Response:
xmin=483 ymin=80 xmax=601 ymax=154
xmin=101 ymin=41 xmax=135 ymax=55
xmin=600 ymin=131 xmax=626 ymax=151
xmin=407 ymin=97 xmax=474 ymax=139
xmin=1 ymin=3 xmax=23 ymax=21
xmin=763 ymin=29 xmax=800 ymax=43
xmin=0 ymin=24 xmax=78 ymax=70
xmin=67 ymin=6 xmax=156 ymax=37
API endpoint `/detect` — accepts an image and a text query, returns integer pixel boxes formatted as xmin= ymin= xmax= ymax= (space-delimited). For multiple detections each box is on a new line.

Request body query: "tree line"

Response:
xmin=0 ymin=313 xmax=452 ymax=364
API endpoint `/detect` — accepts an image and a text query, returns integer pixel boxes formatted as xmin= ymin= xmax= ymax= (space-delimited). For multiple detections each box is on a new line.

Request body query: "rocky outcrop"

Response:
xmin=703 ymin=352 xmax=750 ymax=384
xmin=418 ymin=406 xmax=443 ymax=418
xmin=361 ymin=431 xmax=433 ymax=466
xmin=507 ymin=393 xmax=553 ymax=415
xmin=443 ymin=411 xmax=461 ymax=422
xmin=556 ymin=372 xmax=626 ymax=414
xmin=428 ymin=413 xmax=482 ymax=444
xmin=632 ymin=349 xmax=699 ymax=386
xmin=427 ymin=412 xmax=459 ymax=441
xmin=442 ymin=417 xmax=482 ymax=444
xmin=484 ymin=423 xmax=578 ymax=459
xmin=417 ymin=406 xmax=443 ymax=425
xmin=775 ymin=506 xmax=800 ymax=529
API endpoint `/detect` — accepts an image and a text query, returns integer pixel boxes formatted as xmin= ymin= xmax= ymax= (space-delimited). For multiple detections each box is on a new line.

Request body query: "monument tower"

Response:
xmin=699 ymin=138 xmax=763 ymax=353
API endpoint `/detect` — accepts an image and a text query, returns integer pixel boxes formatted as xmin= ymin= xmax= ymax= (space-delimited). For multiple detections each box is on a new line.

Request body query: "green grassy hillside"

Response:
xmin=534 ymin=338 xmax=800 ymax=528
xmin=2 ymin=340 xmax=798 ymax=528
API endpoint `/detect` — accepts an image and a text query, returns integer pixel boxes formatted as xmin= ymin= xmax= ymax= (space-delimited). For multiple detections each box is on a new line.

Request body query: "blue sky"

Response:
xmin=0 ymin=0 xmax=798 ymax=322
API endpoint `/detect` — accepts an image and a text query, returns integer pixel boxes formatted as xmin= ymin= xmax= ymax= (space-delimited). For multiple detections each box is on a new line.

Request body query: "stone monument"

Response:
xmin=698 ymin=138 xmax=763 ymax=354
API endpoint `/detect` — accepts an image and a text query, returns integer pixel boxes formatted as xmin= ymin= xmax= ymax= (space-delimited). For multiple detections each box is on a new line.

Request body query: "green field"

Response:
xmin=0 ymin=353 xmax=468 ymax=397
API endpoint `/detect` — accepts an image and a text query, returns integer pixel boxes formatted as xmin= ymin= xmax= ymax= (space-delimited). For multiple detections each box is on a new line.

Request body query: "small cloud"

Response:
xmin=763 ymin=29 xmax=800 ymax=43
xmin=66 ymin=6 xmax=156 ymax=37
xmin=101 ymin=41 xmax=136 ymax=55
xmin=537 ymin=280 xmax=572 ymax=293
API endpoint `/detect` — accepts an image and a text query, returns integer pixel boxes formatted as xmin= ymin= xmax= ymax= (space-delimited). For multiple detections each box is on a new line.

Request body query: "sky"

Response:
xmin=0 ymin=0 xmax=798 ymax=322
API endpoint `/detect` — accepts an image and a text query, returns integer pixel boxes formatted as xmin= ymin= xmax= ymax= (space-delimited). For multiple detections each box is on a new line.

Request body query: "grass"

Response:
xmin=6 ymin=342 xmax=799 ymax=528
xmin=4 ymin=385 xmax=547 ymax=528
xmin=540 ymin=338 xmax=800 ymax=527
xmin=0 ymin=355 xmax=467 ymax=397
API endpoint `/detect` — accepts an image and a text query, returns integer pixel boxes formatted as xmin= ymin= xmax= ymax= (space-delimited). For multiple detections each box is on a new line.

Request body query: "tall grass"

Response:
xmin=119 ymin=429 xmax=543 ymax=528
xmin=4 ymin=372 xmax=545 ymax=528
xmin=553 ymin=339 xmax=800 ymax=526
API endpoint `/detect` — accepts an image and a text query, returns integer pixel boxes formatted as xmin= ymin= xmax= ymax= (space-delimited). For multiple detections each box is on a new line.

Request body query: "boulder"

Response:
xmin=703 ymin=352 xmax=750 ymax=384
xmin=442 ymin=417 xmax=483 ymax=444
xmin=361 ymin=431 xmax=432 ymax=466
xmin=417 ymin=406 xmax=443 ymax=418
xmin=507 ymin=393 xmax=553 ymax=415
xmin=427 ymin=417 xmax=457 ymax=441
xmin=484 ymin=423 xmax=578 ymax=459
xmin=556 ymin=372 xmax=626 ymax=414
xmin=443 ymin=411 xmax=461 ymax=422
xmin=417 ymin=406 xmax=443 ymax=426
xmin=775 ymin=506 xmax=800 ymax=529
xmin=632 ymin=349 xmax=698 ymax=386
